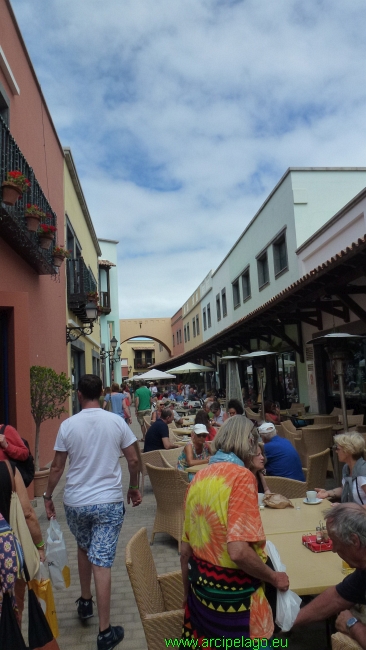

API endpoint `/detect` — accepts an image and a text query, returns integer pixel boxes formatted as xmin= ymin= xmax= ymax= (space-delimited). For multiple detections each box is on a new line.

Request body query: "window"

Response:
xmin=196 ymin=315 xmax=200 ymax=336
xmin=221 ymin=288 xmax=227 ymax=317
xmin=203 ymin=307 xmax=207 ymax=331
xmin=232 ymin=279 xmax=240 ymax=308
xmin=257 ymin=251 xmax=269 ymax=288
xmin=173 ymin=334 xmax=175 ymax=347
xmin=159 ymin=344 xmax=163 ymax=352
xmin=187 ymin=324 xmax=190 ymax=341
xmin=216 ymin=294 xmax=221 ymax=321
xmin=207 ymin=303 xmax=212 ymax=328
xmin=178 ymin=329 xmax=182 ymax=344
xmin=242 ymin=267 xmax=251 ymax=301
xmin=273 ymin=232 xmax=288 ymax=276
xmin=0 ymin=82 xmax=10 ymax=126
xmin=192 ymin=317 xmax=196 ymax=338
xmin=184 ymin=325 xmax=187 ymax=343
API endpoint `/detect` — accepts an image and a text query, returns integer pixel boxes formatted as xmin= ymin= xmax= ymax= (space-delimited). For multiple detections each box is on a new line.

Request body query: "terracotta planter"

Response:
xmin=53 ymin=255 xmax=65 ymax=267
xmin=2 ymin=181 xmax=22 ymax=206
xmin=33 ymin=468 xmax=50 ymax=497
xmin=25 ymin=213 xmax=41 ymax=232
xmin=39 ymin=233 xmax=54 ymax=250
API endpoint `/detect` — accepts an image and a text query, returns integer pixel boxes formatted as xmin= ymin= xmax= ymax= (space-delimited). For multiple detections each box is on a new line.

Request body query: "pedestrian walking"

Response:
xmin=134 ymin=380 xmax=152 ymax=442
xmin=44 ymin=374 xmax=141 ymax=650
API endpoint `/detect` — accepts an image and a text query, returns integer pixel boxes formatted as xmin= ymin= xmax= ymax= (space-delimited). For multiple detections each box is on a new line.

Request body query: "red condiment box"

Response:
xmin=302 ymin=534 xmax=333 ymax=553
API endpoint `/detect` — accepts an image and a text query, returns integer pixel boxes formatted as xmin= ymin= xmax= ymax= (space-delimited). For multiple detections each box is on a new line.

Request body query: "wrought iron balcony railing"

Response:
xmin=67 ymin=257 xmax=98 ymax=321
xmin=0 ymin=115 xmax=57 ymax=275
xmin=99 ymin=290 xmax=111 ymax=314
xmin=134 ymin=359 xmax=155 ymax=370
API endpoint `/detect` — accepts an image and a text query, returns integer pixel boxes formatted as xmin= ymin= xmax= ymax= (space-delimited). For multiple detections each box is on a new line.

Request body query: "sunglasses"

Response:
xmin=332 ymin=445 xmax=340 ymax=451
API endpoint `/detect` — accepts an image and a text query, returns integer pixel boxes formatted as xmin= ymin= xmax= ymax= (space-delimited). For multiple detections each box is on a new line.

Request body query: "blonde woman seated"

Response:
xmin=177 ymin=424 xmax=211 ymax=480
xmin=248 ymin=443 xmax=271 ymax=495
xmin=316 ymin=433 xmax=366 ymax=505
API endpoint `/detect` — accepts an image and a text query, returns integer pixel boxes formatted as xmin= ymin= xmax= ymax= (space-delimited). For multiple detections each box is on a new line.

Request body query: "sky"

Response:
xmin=10 ymin=0 xmax=366 ymax=318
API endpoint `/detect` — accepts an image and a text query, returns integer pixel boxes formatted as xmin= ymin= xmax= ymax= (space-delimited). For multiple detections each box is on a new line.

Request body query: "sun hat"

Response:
xmin=258 ymin=422 xmax=276 ymax=435
xmin=192 ymin=424 xmax=209 ymax=436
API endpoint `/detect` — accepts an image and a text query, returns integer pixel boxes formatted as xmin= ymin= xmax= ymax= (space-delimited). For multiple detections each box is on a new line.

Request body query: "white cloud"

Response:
xmin=9 ymin=0 xmax=366 ymax=317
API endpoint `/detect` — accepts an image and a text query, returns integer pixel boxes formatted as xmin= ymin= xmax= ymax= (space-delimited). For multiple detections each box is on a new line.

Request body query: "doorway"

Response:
xmin=0 ymin=311 xmax=9 ymax=424
xmin=71 ymin=347 xmax=85 ymax=415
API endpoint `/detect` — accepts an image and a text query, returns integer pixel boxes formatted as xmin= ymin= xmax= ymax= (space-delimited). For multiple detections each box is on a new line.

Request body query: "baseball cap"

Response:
xmin=258 ymin=422 xmax=276 ymax=435
xmin=192 ymin=424 xmax=209 ymax=436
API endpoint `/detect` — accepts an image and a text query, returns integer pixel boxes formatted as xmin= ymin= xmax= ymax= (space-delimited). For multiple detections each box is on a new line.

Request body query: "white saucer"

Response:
xmin=303 ymin=498 xmax=323 ymax=505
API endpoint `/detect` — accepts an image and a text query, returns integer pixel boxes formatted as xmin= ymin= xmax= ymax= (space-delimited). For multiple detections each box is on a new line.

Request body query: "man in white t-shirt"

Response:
xmin=44 ymin=375 xmax=141 ymax=650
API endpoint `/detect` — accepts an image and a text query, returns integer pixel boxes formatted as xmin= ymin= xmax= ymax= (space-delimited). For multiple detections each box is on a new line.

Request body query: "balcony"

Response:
xmin=67 ymin=257 xmax=98 ymax=322
xmin=134 ymin=359 xmax=155 ymax=370
xmin=0 ymin=116 xmax=57 ymax=275
xmin=99 ymin=290 xmax=111 ymax=314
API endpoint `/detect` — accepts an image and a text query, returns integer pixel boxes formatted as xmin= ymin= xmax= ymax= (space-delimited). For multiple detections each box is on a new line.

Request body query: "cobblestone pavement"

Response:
xmin=26 ymin=415 xmax=332 ymax=650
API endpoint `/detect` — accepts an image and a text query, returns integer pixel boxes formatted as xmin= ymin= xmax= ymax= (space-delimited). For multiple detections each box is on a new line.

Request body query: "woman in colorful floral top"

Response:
xmin=177 ymin=424 xmax=211 ymax=480
xmin=180 ymin=415 xmax=289 ymax=645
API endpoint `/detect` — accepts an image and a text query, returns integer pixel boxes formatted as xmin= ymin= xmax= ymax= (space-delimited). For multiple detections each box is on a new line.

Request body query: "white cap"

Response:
xmin=192 ymin=424 xmax=209 ymax=436
xmin=258 ymin=422 xmax=276 ymax=435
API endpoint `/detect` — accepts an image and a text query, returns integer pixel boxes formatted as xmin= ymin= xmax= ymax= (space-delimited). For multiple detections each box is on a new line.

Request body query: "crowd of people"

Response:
xmin=2 ymin=374 xmax=366 ymax=648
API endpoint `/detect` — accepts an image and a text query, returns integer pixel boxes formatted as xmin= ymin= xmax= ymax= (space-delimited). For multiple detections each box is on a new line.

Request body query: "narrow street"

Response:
xmin=24 ymin=413 xmax=329 ymax=650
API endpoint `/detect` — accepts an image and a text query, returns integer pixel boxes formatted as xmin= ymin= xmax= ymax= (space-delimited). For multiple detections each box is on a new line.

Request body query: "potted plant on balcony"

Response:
xmin=52 ymin=246 xmax=71 ymax=267
xmin=37 ymin=223 xmax=57 ymax=249
xmin=86 ymin=290 xmax=99 ymax=304
xmin=24 ymin=204 xmax=46 ymax=232
xmin=1 ymin=170 xmax=31 ymax=205
xmin=30 ymin=366 xmax=72 ymax=496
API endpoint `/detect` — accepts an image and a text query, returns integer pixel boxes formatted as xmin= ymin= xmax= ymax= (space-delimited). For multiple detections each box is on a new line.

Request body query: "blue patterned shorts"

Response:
xmin=64 ymin=502 xmax=125 ymax=567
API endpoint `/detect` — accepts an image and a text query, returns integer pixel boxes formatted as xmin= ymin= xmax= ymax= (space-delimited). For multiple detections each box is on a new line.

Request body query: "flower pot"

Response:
xmin=33 ymin=468 xmax=50 ymax=497
xmin=2 ymin=181 xmax=22 ymax=206
xmin=53 ymin=255 xmax=65 ymax=267
xmin=39 ymin=233 xmax=54 ymax=250
xmin=25 ymin=213 xmax=41 ymax=232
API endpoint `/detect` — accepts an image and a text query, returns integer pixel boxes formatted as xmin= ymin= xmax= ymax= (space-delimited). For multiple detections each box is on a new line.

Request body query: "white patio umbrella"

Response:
xmin=133 ymin=368 xmax=176 ymax=380
xmin=166 ymin=362 xmax=213 ymax=374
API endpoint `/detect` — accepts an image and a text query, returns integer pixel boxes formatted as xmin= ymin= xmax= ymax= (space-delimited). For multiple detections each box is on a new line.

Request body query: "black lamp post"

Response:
xmin=100 ymin=336 xmax=122 ymax=382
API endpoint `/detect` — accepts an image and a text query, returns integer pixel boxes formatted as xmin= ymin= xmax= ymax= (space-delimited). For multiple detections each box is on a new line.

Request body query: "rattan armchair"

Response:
xmin=125 ymin=527 xmax=184 ymax=650
xmin=264 ymin=448 xmax=330 ymax=498
xmin=288 ymin=403 xmax=305 ymax=415
xmin=331 ymin=632 xmax=362 ymax=649
xmin=134 ymin=442 xmax=166 ymax=497
xmin=338 ymin=414 xmax=364 ymax=429
xmin=146 ymin=464 xmax=189 ymax=553
xmin=281 ymin=419 xmax=302 ymax=447
xmin=294 ymin=426 xmax=333 ymax=468
xmin=159 ymin=447 xmax=182 ymax=468
xmin=331 ymin=407 xmax=354 ymax=416
xmin=245 ymin=407 xmax=261 ymax=421
xmin=143 ymin=415 xmax=152 ymax=430
xmin=312 ymin=415 xmax=339 ymax=426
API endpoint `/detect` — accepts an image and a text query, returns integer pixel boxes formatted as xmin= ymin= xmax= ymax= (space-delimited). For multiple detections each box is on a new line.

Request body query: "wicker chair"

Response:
xmin=125 ymin=527 xmax=184 ymax=650
xmin=294 ymin=426 xmax=333 ymax=468
xmin=288 ymin=403 xmax=305 ymax=415
xmin=331 ymin=407 xmax=354 ymax=416
xmin=134 ymin=442 xmax=166 ymax=497
xmin=275 ymin=424 xmax=285 ymax=438
xmin=143 ymin=415 xmax=152 ymax=431
xmin=312 ymin=415 xmax=339 ymax=426
xmin=281 ymin=420 xmax=302 ymax=447
xmin=159 ymin=447 xmax=183 ymax=468
xmin=331 ymin=632 xmax=362 ymax=649
xmin=338 ymin=414 xmax=364 ymax=429
xmin=356 ymin=425 xmax=366 ymax=434
xmin=264 ymin=448 xmax=330 ymax=498
xmin=245 ymin=407 xmax=261 ymax=421
xmin=146 ymin=464 xmax=189 ymax=553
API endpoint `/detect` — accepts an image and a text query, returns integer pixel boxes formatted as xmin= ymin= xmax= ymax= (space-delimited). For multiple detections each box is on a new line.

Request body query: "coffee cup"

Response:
xmin=258 ymin=493 xmax=265 ymax=507
xmin=306 ymin=490 xmax=317 ymax=503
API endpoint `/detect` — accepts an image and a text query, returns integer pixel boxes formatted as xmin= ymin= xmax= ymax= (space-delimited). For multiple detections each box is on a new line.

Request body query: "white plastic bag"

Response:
xmin=46 ymin=519 xmax=70 ymax=590
xmin=265 ymin=540 xmax=302 ymax=632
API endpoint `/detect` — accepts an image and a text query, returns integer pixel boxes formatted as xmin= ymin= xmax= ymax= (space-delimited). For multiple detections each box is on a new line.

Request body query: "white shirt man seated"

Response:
xmin=293 ymin=503 xmax=366 ymax=647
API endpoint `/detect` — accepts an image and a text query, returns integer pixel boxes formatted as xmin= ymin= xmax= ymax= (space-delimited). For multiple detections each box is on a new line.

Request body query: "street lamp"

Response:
xmin=66 ymin=302 xmax=98 ymax=343
xmin=100 ymin=337 xmax=122 ymax=382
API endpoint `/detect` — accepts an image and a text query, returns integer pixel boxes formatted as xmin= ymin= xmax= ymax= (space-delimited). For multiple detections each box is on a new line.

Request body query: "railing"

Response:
xmin=134 ymin=359 xmax=155 ymax=370
xmin=0 ymin=115 xmax=57 ymax=274
xmin=99 ymin=290 xmax=111 ymax=314
xmin=67 ymin=257 xmax=98 ymax=321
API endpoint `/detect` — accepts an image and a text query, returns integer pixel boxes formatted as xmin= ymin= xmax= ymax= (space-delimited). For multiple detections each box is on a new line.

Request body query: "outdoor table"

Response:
xmin=266 ymin=531 xmax=343 ymax=596
xmin=260 ymin=497 xmax=331 ymax=535
xmin=184 ymin=463 xmax=208 ymax=474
